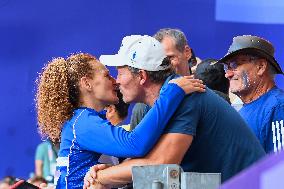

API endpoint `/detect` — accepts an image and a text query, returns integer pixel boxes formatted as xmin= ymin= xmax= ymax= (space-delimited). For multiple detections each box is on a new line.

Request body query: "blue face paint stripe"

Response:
xmin=241 ymin=70 xmax=249 ymax=88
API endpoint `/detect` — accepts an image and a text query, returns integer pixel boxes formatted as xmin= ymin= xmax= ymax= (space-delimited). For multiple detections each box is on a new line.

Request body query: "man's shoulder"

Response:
xmin=164 ymin=90 xmax=218 ymax=134
xmin=240 ymin=87 xmax=284 ymax=123
xmin=36 ymin=141 xmax=49 ymax=155
xmin=37 ymin=141 xmax=49 ymax=149
xmin=253 ymin=87 xmax=284 ymax=109
xmin=265 ymin=87 xmax=284 ymax=117
xmin=180 ymin=88 xmax=220 ymax=105
xmin=271 ymin=87 xmax=284 ymax=104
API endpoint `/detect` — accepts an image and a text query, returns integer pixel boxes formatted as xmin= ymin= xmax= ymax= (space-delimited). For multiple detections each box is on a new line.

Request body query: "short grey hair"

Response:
xmin=153 ymin=28 xmax=188 ymax=52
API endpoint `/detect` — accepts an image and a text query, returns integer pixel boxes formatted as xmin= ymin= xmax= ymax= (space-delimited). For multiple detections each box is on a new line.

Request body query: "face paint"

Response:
xmin=241 ymin=70 xmax=250 ymax=89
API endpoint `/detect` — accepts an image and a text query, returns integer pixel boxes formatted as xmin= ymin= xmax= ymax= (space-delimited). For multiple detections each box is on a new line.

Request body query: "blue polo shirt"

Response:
xmin=163 ymin=75 xmax=265 ymax=182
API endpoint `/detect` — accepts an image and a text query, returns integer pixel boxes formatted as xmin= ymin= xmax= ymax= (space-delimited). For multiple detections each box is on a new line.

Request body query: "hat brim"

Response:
xmin=217 ymin=48 xmax=283 ymax=74
xmin=99 ymin=54 xmax=128 ymax=67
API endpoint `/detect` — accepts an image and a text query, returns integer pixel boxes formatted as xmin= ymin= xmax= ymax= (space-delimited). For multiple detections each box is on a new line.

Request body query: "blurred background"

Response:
xmin=0 ymin=0 xmax=283 ymax=179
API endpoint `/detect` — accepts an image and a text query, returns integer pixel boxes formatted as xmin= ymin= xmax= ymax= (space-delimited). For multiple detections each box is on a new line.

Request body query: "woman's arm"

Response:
xmin=77 ymin=78 xmax=204 ymax=157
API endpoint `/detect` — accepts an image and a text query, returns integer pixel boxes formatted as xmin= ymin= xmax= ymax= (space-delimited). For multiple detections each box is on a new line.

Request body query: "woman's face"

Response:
xmin=89 ymin=61 xmax=119 ymax=106
xmin=116 ymin=67 xmax=141 ymax=103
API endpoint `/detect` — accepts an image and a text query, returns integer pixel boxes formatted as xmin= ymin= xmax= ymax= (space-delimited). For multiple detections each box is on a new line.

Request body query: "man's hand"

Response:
xmin=83 ymin=164 xmax=110 ymax=189
xmin=87 ymin=182 xmax=108 ymax=189
xmin=169 ymin=75 xmax=206 ymax=94
xmin=39 ymin=183 xmax=55 ymax=189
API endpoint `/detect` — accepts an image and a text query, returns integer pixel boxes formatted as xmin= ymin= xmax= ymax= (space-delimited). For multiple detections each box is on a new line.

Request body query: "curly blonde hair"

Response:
xmin=35 ymin=53 xmax=97 ymax=143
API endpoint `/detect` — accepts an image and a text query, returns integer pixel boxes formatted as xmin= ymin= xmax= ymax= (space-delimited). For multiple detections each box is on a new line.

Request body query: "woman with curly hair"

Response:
xmin=35 ymin=53 xmax=205 ymax=188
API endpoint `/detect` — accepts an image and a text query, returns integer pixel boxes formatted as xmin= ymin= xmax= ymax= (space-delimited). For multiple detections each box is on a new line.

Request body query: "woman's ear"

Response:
xmin=138 ymin=70 xmax=148 ymax=85
xmin=80 ymin=76 xmax=92 ymax=91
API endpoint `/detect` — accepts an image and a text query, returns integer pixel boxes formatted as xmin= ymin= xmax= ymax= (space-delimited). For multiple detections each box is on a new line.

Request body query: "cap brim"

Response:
xmin=217 ymin=48 xmax=283 ymax=74
xmin=99 ymin=55 xmax=127 ymax=67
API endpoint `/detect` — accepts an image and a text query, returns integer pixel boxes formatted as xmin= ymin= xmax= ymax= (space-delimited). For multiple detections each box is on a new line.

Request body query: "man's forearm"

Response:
xmin=35 ymin=160 xmax=43 ymax=176
xmin=97 ymin=158 xmax=157 ymax=186
xmin=97 ymin=133 xmax=192 ymax=186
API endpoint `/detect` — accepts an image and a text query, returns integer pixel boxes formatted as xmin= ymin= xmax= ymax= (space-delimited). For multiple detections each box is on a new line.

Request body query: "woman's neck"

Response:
xmin=79 ymin=97 xmax=105 ymax=112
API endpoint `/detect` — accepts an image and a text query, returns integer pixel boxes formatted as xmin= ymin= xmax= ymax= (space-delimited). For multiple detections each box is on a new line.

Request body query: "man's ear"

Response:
xmin=80 ymin=76 xmax=92 ymax=91
xmin=256 ymin=59 xmax=268 ymax=76
xmin=184 ymin=45 xmax=192 ymax=60
xmin=138 ymin=70 xmax=148 ymax=85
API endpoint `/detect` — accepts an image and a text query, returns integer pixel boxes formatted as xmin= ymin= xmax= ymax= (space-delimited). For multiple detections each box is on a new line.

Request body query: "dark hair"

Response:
xmin=195 ymin=58 xmax=229 ymax=94
xmin=127 ymin=57 xmax=174 ymax=84
xmin=189 ymin=49 xmax=197 ymax=69
xmin=114 ymin=91 xmax=129 ymax=119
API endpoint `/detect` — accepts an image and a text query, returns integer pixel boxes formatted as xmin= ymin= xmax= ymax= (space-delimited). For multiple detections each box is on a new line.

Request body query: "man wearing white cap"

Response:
xmin=218 ymin=35 xmax=284 ymax=153
xmin=130 ymin=28 xmax=197 ymax=130
xmin=83 ymin=35 xmax=265 ymax=188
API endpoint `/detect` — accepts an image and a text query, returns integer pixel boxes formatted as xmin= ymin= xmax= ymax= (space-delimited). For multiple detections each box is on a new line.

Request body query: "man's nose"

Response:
xmin=225 ymin=70 xmax=234 ymax=79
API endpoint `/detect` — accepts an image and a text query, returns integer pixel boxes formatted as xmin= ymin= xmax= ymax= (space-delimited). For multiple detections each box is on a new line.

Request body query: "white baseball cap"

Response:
xmin=99 ymin=35 xmax=169 ymax=71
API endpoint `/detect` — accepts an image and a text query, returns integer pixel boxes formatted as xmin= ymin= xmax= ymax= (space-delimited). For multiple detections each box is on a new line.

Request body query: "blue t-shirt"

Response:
xmin=163 ymin=75 xmax=265 ymax=182
xmin=239 ymin=86 xmax=284 ymax=153
xmin=55 ymin=83 xmax=185 ymax=189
